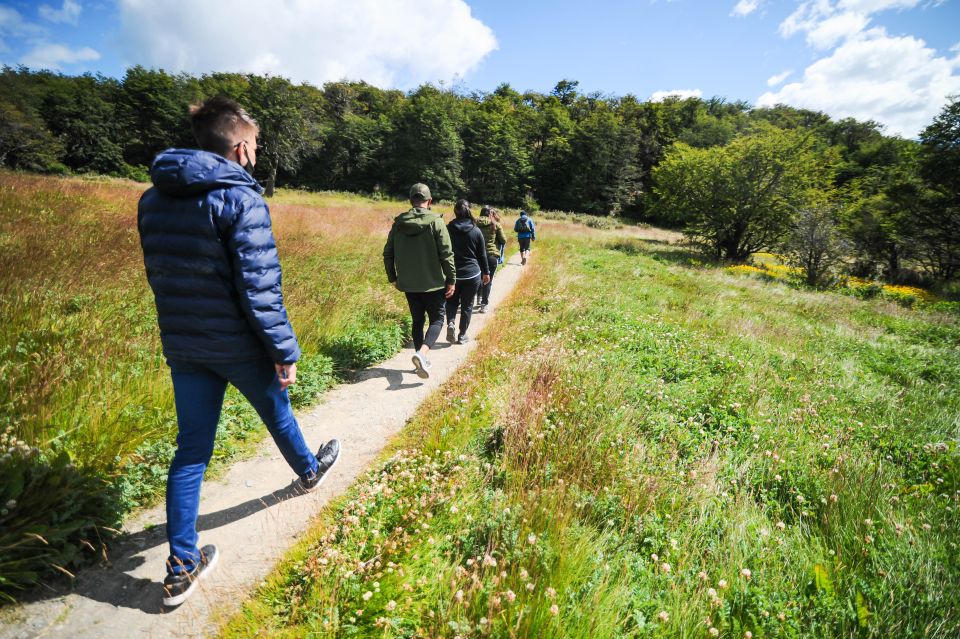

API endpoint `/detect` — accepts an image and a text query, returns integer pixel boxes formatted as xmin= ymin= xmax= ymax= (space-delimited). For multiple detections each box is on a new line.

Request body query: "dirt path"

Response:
xmin=2 ymin=254 xmax=526 ymax=639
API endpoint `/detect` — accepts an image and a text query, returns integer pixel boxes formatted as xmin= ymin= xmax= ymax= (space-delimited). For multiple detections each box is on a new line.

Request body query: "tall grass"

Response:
xmin=224 ymin=229 xmax=959 ymax=637
xmin=0 ymin=172 xmax=430 ymax=597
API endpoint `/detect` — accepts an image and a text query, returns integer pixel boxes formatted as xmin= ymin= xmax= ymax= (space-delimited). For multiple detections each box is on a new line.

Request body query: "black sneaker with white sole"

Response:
xmin=162 ymin=544 xmax=219 ymax=607
xmin=301 ymin=439 xmax=341 ymax=492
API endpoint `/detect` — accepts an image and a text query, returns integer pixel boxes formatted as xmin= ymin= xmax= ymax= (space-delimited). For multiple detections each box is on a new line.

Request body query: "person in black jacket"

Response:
xmin=138 ymin=96 xmax=340 ymax=607
xmin=445 ymin=199 xmax=490 ymax=344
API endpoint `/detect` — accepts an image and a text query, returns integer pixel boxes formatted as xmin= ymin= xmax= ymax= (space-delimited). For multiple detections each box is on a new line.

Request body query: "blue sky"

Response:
xmin=1 ymin=1 xmax=958 ymax=136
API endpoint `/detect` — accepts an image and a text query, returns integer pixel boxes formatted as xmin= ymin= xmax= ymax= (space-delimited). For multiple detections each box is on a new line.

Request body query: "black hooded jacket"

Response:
xmin=446 ymin=217 xmax=490 ymax=280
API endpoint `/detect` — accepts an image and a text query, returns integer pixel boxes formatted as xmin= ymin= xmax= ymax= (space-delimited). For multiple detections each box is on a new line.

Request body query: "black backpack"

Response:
xmin=517 ymin=217 xmax=531 ymax=233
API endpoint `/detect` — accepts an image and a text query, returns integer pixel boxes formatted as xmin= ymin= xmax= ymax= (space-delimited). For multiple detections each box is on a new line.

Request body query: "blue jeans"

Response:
xmin=165 ymin=358 xmax=318 ymax=574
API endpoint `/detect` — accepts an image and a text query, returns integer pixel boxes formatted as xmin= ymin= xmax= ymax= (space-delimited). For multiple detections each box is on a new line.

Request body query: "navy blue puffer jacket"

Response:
xmin=138 ymin=149 xmax=300 ymax=364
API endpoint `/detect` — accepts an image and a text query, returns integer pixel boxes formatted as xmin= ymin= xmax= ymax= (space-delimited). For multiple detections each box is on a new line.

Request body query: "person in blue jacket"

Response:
xmin=137 ymin=96 xmax=340 ymax=607
xmin=514 ymin=210 xmax=536 ymax=265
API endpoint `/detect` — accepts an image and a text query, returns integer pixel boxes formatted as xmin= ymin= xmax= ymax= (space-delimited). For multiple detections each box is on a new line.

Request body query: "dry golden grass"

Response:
xmin=0 ymin=170 xmax=431 ymax=471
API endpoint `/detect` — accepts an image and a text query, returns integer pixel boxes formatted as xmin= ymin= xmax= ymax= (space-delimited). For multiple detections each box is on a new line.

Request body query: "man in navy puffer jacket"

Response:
xmin=138 ymin=96 xmax=340 ymax=607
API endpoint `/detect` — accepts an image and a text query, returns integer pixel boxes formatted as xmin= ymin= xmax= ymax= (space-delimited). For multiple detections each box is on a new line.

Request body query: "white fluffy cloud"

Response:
xmin=731 ymin=1 xmax=761 ymax=17
xmin=20 ymin=43 xmax=99 ymax=69
xmin=780 ymin=0 xmax=921 ymax=47
xmin=762 ymin=0 xmax=960 ymax=137
xmin=649 ymin=88 xmax=703 ymax=102
xmin=38 ymin=0 xmax=82 ymax=25
xmin=758 ymin=30 xmax=960 ymax=136
xmin=0 ymin=5 xmax=43 ymax=51
xmin=767 ymin=69 xmax=793 ymax=86
xmin=116 ymin=0 xmax=497 ymax=89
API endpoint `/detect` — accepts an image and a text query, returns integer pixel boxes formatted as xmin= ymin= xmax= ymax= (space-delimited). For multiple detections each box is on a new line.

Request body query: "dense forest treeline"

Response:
xmin=0 ymin=66 xmax=957 ymax=281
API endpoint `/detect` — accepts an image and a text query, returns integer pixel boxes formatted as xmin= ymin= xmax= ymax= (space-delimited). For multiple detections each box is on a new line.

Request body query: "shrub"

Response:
xmin=880 ymin=284 xmax=936 ymax=307
xmin=782 ymin=207 xmax=850 ymax=287
xmin=0 ymin=428 xmax=121 ymax=601
xmin=326 ymin=320 xmax=408 ymax=371
xmin=114 ymin=163 xmax=150 ymax=183
xmin=522 ymin=192 xmax=540 ymax=212
xmin=287 ymin=354 xmax=336 ymax=409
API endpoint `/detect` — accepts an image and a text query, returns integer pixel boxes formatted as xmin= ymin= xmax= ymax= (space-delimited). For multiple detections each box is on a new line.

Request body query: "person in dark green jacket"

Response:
xmin=475 ymin=206 xmax=506 ymax=312
xmin=383 ymin=183 xmax=456 ymax=379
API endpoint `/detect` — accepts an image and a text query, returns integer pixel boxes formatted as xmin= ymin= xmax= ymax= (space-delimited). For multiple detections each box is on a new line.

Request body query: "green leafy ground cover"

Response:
xmin=224 ymin=229 xmax=959 ymax=638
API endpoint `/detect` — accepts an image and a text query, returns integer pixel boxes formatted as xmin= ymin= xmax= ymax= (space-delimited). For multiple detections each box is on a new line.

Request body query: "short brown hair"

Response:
xmin=189 ymin=96 xmax=258 ymax=155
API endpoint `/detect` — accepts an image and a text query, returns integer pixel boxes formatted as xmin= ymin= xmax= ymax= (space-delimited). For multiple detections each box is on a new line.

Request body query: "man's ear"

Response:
xmin=226 ymin=143 xmax=240 ymax=165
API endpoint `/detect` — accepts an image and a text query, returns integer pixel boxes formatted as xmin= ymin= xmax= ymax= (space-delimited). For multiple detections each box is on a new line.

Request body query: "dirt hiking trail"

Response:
xmin=2 ymin=254 xmax=526 ymax=639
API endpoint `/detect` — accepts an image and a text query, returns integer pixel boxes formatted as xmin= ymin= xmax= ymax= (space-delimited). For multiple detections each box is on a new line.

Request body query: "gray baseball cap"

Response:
xmin=409 ymin=183 xmax=432 ymax=202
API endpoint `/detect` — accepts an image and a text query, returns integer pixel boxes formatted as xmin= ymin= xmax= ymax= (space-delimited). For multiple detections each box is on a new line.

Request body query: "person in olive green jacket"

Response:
xmin=383 ymin=183 xmax=456 ymax=379
xmin=475 ymin=206 xmax=506 ymax=313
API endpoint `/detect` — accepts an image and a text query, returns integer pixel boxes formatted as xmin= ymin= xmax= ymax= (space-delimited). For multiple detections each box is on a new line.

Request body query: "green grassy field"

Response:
xmin=223 ymin=228 xmax=959 ymax=638
xmin=0 ymin=172 xmax=426 ymax=596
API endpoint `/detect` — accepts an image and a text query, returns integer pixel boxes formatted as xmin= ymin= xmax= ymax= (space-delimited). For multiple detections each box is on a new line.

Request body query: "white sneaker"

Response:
xmin=411 ymin=352 xmax=431 ymax=379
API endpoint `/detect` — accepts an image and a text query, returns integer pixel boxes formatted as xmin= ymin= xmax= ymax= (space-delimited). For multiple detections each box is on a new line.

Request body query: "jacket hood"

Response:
xmin=150 ymin=148 xmax=264 ymax=197
xmin=448 ymin=217 xmax=477 ymax=234
xmin=394 ymin=207 xmax=441 ymax=235
xmin=476 ymin=216 xmax=494 ymax=228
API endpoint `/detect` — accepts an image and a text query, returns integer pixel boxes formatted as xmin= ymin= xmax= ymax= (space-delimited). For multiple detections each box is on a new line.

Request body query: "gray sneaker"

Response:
xmin=446 ymin=323 xmax=456 ymax=343
xmin=478 ymin=304 xmax=487 ymax=313
xmin=412 ymin=352 xmax=431 ymax=379
xmin=457 ymin=334 xmax=470 ymax=345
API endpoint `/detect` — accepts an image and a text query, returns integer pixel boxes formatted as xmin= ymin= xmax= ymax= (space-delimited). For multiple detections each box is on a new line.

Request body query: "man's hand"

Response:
xmin=275 ymin=363 xmax=297 ymax=391
xmin=482 ymin=274 xmax=491 ymax=285
xmin=444 ymin=284 xmax=456 ymax=299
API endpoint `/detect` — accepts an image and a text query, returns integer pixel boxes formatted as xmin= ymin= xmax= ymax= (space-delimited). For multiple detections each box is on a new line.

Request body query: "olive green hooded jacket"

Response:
xmin=383 ymin=207 xmax=456 ymax=293
xmin=476 ymin=215 xmax=507 ymax=257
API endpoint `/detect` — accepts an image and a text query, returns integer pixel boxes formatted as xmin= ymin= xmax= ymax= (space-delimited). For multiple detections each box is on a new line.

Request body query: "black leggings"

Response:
xmin=445 ymin=276 xmax=481 ymax=337
xmin=405 ymin=290 xmax=446 ymax=350
xmin=476 ymin=256 xmax=498 ymax=305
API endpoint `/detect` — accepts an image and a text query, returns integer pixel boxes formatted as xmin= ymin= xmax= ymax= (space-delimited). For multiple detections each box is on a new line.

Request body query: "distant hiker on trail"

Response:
xmin=475 ymin=205 xmax=506 ymax=313
xmin=383 ymin=183 xmax=456 ymax=379
xmin=445 ymin=199 xmax=491 ymax=344
xmin=514 ymin=210 xmax=536 ymax=265
xmin=137 ymin=96 xmax=341 ymax=608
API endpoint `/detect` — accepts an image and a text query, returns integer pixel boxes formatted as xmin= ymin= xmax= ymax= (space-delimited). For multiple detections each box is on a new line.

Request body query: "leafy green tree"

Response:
xmin=551 ymin=79 xmax=580 ymax=106
xmin=38 ymin=74 xmax=126 ymax=174
xmin=246 ymin=76 xmax=319 ymax=196
xmin=915 ymin=96 xmax=960 ymax=279
xmin=0 ymin=99 xmax=63 ymax=171
xmin=530 ymin=99 xmax=576 ymax=210
xmin=461 ymin=96 xmax=530 ymax=205
xmin=387 ymin=85 xmax=465 ymax=200
xmin=840 ymin=141 xmax=924 ymax=279
xmin=299 ymin=112 xmax=391 ymax=192
xmin=749 ymin=104 xmax=831 ymax=131
xmin=568 ymin=104 xmax=639 ymax=215
xmin=654 ymin=124 xmax=831 ymax=261
xmin=119 ymin=66 xmax=193 ymax=166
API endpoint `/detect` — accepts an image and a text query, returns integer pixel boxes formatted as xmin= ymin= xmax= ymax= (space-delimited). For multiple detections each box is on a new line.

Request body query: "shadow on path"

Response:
xmin=20 ymin=482 xmax=308 ymax=615
xmin=361 ymin=367 xmax=423 ymax=390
